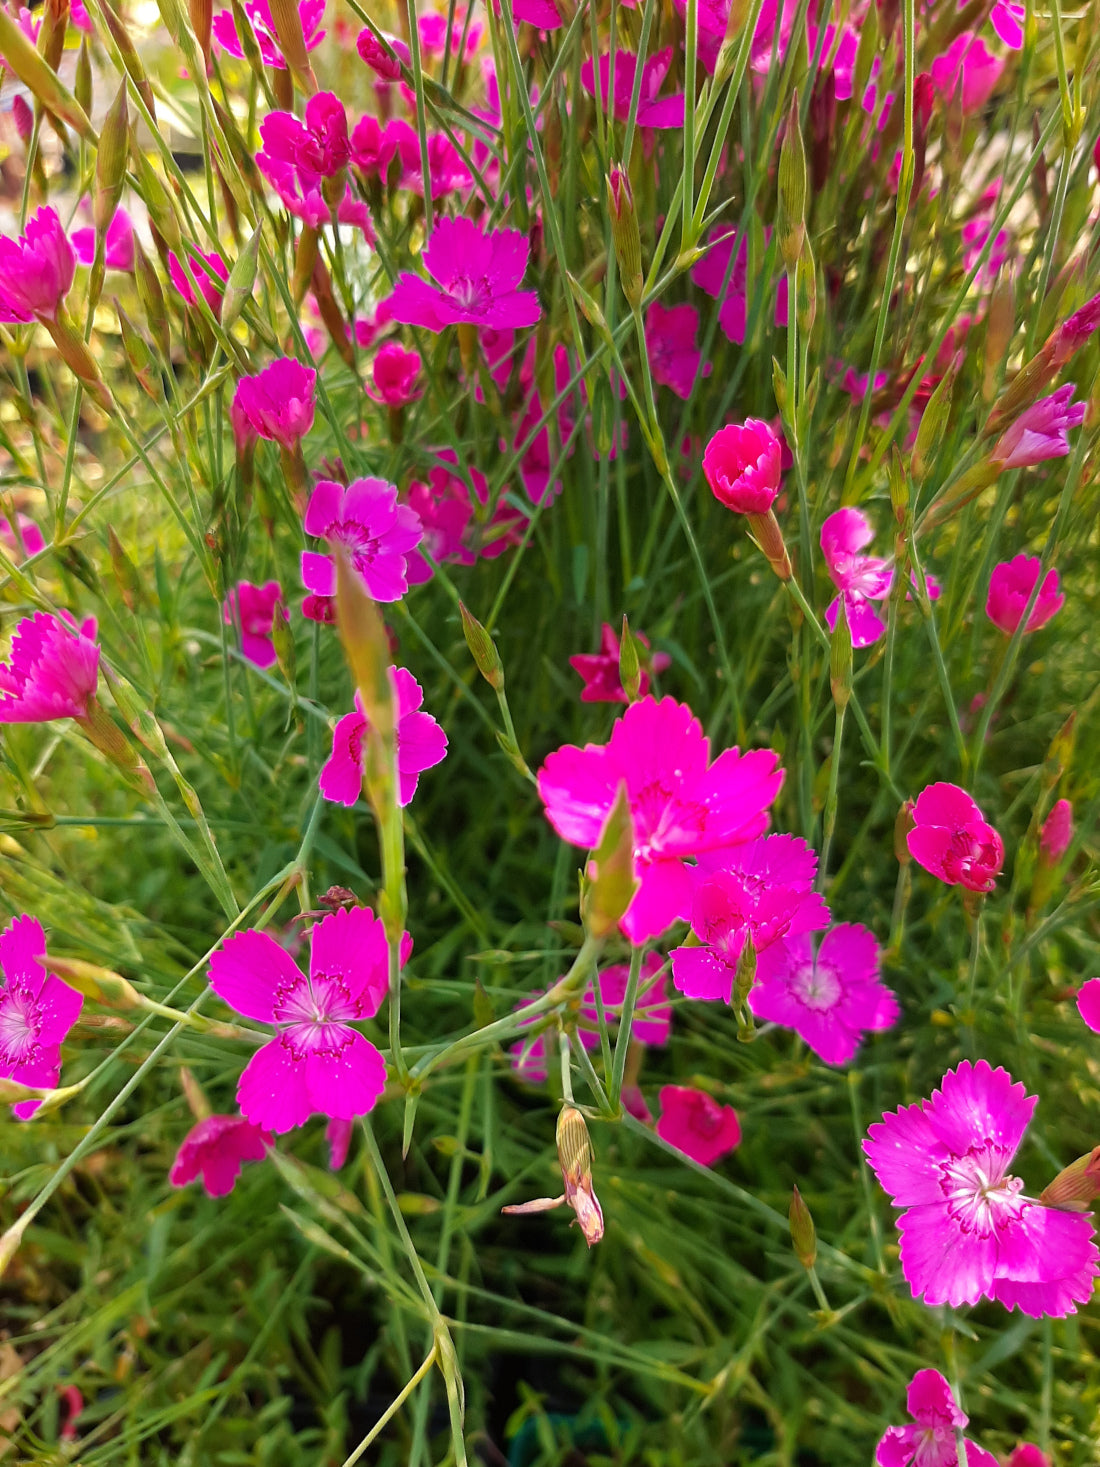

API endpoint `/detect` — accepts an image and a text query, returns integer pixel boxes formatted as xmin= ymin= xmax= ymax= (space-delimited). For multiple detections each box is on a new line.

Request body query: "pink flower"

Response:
xmin=212 ymin=0 xmax=325 ymax=68
xmin=1040 ymin=798 xmax=1073 ymax=864
xmin=863 ymin=1059 xmax=1099 ymax=1316
xmin=752 ymin=923 xmax=898 ymax=1065
xmin=383 ymin=216 xmax=541 ymax=334
xmin=820 ymin=508 xmax=895 ymax=649
xmin=990 ymin=0 xmax=1026 ymax=47
xmin=580 ymin=49 xmax=685 ymax=129
xmin=0 ymin=513 xmax=45 ymax=562
xmin=0 ymin=611 xmax=100 ymax=723
xmin=167 ymin=248 xmax=229 ymax=313
xmin=986 ymin=554 xmax=1064 ymax=635
xmin=1076 ymin=977 xmax=1100 ymax=1033
xmin=646 ymin=301 xmax=710 ymax=400
xmin=301 ymin=477 xmax=423 ymax=603
xmin=511 ymin=0 xmax=563 ymax=26
xmin=656 ymin=1086 xmax=741 ymax=1166
xmin=223 ymin=580 xmax=288 ymax=670
xmin=209 ymin=906 xmax=406 ymax=1132
xmin=931 ymin=32 xmax=1003 ymax=112
xmin=569 ymin=622 xmax=670 ymax=704
xmin=326 ymin=1115 xmax=354 ymax=1169
xmin=349 ymin=115 xmax=399 ymax=176
xmin=233 ymin=358 xmax=316 ymax=450
xmin=876 ymin=1370 xmax=998 ymax=1467
xmin=1049 ymin=292 xmax=1100 ymax=369
xmin=992 ymin=385 xmax=1085 ymax=468
xmin=671 ymin=835 xmax=831 ymax=1002
xmin=907 ymin=782 xmax=1004 ymax=893
xmin=581 ymin=954 xmax=672 ymax=1046
xmin=0 ymin=914 xmax=83 ymax=1119
xmin=367 ymin=342 xmax=422 ymax=406
xmin=319 ymin=667 xmax=448 ymax=807
xmin=1005 ymin=1449 xmax=1049 ymax=1467
xmin=0 ymin=207 xmax=74 ymax=323
xmin=538 ymin=696 xmax=785 ymax=944
xmin=404 ymin=454 xmax=524 ymax=582
xmin=71 ymin=208 xmax=135 ymax=273
xmin=386 ymin=121 xmax=472 ymax=198
xmin=356 ymin=27 xmax=409 ymax=78
xmin=703 ymin=420 xmax=782 ymax=514
xmin=257 ymin=92 xmax=350 ymax=185
xmin=169 ymin=1113 xmax=272 ymax=1196
xmin=418 ymin=6 xmax=482 ymax=59
xmin=691 ymin=227 xmax=787 ymax=343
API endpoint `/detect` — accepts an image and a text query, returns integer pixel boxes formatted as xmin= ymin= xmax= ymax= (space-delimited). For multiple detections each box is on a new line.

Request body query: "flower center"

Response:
xmin=272 ymin=970 xmax=359 ymax=1059
xmin=0 ymin=983 xmax=43 ymax=1067
xmin=939 ymin=1146 xmax=1024 ymax=1236
xmin=791 ymin=957 xmax=842 ymax=1012
xmin=449 ymin=274 xmax=492 ymax=313
xmin=328 ymin=521 xmax=381 ymax=574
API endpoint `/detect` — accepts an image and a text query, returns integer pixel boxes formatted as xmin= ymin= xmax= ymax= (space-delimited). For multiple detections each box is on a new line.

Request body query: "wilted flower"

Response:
xmin=502 ymin=1106 xmax=604 ymax=1246
xmin=169 ymin=1114 xmax=272 ymax=1197
xmin=656 ymin=1086 xmax=741 ymax=1166
xmin=986 ymin=554 xmax=1064 ymax=635
xmin=302 ymin=477 xmax=423 ymax=603
xmin=991 ymin=385 xmax=1085 ymax=468
xmin=223 ymin=581 xmax=288 ymax=670
xmin=876 ymin=1370 xmax=997 ymax=1467
xmin=384 ymin=216 xmax=540 ymax=334
xmin=906 ymin=782 xmax=1004 ymax=892
xmin=0 ymin=611 xmax=100 ymax=723
xmin=0 ymin=207 xmax=74 ymax=323
xmin=318 ymin=667 xmax=448 ymax=808
xmin=233 ymin=359 xmax=317 ymax=450
xmin=0 ymin=914 xmax=83 ymax=1119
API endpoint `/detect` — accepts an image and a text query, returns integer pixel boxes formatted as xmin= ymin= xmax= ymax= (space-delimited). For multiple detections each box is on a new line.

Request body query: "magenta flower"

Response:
xmin=931 ymin=32 xmax=1003 ymax=111
xmin=356 ymin=27 xmax=409 ymax=78
xmin=233 ymin=359 xmax=316 ymax=451
xmin=0 ymin=513 xmax=45 ymax=562
xmin=990 ymin=0 xmax=1025 ymax=47
xmin=692 ymin=228 xmax=749 ymax=343
xmin=1049 ymin=292 xmax=1100 ymax=369
xmin=319 ymin=667 xmax=448 ymax=808
xmin=568 ymin=622 xmax=670 ymax=704
xmin=404 ymin=454 xmax=524 ymax=583
xmin=1076 ymin=977 xmax=1100 ymax=1033
xmin=386 ymin=121 xmax=472 ymax=198
xmin=820 ymin=508 xmax=895 ymax=648
xmin=0 ymin=207 xmax=75 ymax=323
xmin=169 ymin=1113 xmax=272 ymax=1197
xmin=1040 ymin=798 xmax=1073 ymax=864
xmin=511 ymin=0 xmax=563 ymax=26
xmin=209 ymin=906 xmax=407 ymax=1133
xmin=864 ymin=1059 xmax=1100 ymax=1316
xmin=0 ymin=914 xmax=83 ymax=1119
xmin=752 ymin=923 xmax=898 ymax=1065
xmin=366 ymin=342 xmax=422 ymax=406
xmin=350 ymin=115 xmax=399 ymax=177
xmin=907 ymin=782 xmax=1004 ymax=893
xmin=302 ymin=477 xmax=423 ymax=603
xmin=876 ymin=1370 xmax=997 ymax=1467
xmin=383 ymin=216 xmax=540 ymax=334
xmin=671 ymin=835 xmax=831 ymax=1003
xmin=1005 ymin=1449 xmax=1049 ymax=1467
xmin=259 ymin=153 xmax=373 ymax=237
xmin=257 ymin=92 xmax=350 ymax=185
xmin=581 ymin=954 xmax=672 ymax=1047
xmin=212 ymin=0 xmax=324 ymax=68
xmin=646 ymin=301 xmax=710 ymax=400
xmin=992 ymin=385 xmax=1085 ymax=468
xmin=71 ymin=208 xmax=135 ymax=273
xmin=538 ymin=696 xmax=785 ymax=944
xmin=986 ymin=554 xmax=1064 ymax=635
xmin=703 ymin=420 xmax=782 ymax=514
xmin=580 ymin=49 xmax=685 ymax=129
xmin=326 ymin=1115 xmax=353 ymax=1170
xmin=223 ymin=580 xmax=288 ymax=670
xmin=167 ymin=247 xmax=229 ymax=313
xmin=0 ymin=611 xmax=100 ymax=723
xmin=656 ymin=1086 xmax=741 ymax=1166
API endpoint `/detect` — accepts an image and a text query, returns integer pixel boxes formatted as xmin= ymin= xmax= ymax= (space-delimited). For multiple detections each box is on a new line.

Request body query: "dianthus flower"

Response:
xmin=384 ymin=120 xmax=472 ymax=198
xmin=753 ymin=923 xmax=898 ymax=1065
xmin=569 ymin=622 xmax=670 ymax=704
xmin=319 ymin=667 xmax=447 ymax=808
xmin=0 ymin=611 xmax=100 ymax=723
xmin=671 ymin=835 xmax=831 ymax=1002
xmin=366 ymin=342 xmax=422 ymax=406
xmin=326 ymin=1116 xmax=354 ymax=1169
xmin=580 ymin=48 xmax=685 ymax=129
xmin=864 ymin=1059 xmax=1099 ymax=1316
xmin=646 ymin=301 xmax=710 ymax=400
xmin=1005 ymin=1449 xmax=1049 ymax=1467
xmin=233 ymin=359 xmax=316 ymax=450
xmin=0 ymin=513 xmax=45 ymax=562
xmin=71 ymin=208 xmax=135 ymax=274
xmin=0 ymin=207 xmax=74 ymax=323
xmin=703 ymin=419 xmax=782 ymax=514
xmin=656 ymin=1086 xmax=741 ymax=1166
xmin=581 ymin=954 xmax=672 ymax=1046
xmin=403 ymin=454 xmax=524 ymax=583
xmin=1076 ymin=978 xmax=1100 ymax=1034
xmin=930 ymin=32 xmax=1003 ymax=111
xmin=209 ymin=906 xmax=408 ymax=1132
xmin=0 ymin=914 xmax=83 ymax=1118
xmin=820 ymin=508 xmax=894 ymax=648
xmin=538 ymin=696 xmax=785 ymax=943
xmin=167 ymin=247 xmax=229 ymax=313
xmin=876 ymin=1370 xmax=997 ymax=1467
xmin=1040 ymin=798 xmax=1072 ymax=864
xmin=986 ymin=554 xmax=1064 ymax=635
xmin=169 ymin=1113 xmax=272 ymax=1197
xmin=302 ymin=477 xmax=423 ymax=603
xmin=257 ymin=92 xmax=350 ymax=185
xmin=906 ymin=783 xmax=1003 ymax=893
xmin=223 ymin=580 xmax=288 ymax=670
xmin=691 ymin=226 xmax=789 ymax=344
xmin=383 ymin=216 xmax=541 ymax=333
xmin=991 ymin=385 xmax=1085 ymax=469
xmin=212 ymin=0 xmax=324 ymax=68
xmin=356 ymin=27 xmax=408 ymax=78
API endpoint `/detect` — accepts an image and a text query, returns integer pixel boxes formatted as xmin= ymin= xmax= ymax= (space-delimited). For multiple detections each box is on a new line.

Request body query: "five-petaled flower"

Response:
xmin=986 ymin=554 xmax=1064 ymax=636
xmin=906 ymin=782 xmax=1004 ymax=893
xmin=656 ymin=1085 xmax=741 ymax=1167
xmin=820 ymin=508 xmax=895 ymax=649
xmin=0 ymin=914 xmax=83 ymax=1119
xmin=209 ymin=906 xmax=410 ymax=1133
xmin=876 ymin=1369 xmax=997 ymax=1467
xmin=0 ymin=611 xmax=100 ymax=723
xmin=383 ymin=215 xmax=541 ymax=334
xmin=319 ymin=667 xmax=448 ymax=808
xmin=223 ymin=581 xmax=288 ymax=670
xmin=169 ymin=1113 xmax=272 ymax=1197
xmin=302 ymin=477 xmax=424 ymax=603
xmin=863 ymin=1059 xmax=1099 ymax=1316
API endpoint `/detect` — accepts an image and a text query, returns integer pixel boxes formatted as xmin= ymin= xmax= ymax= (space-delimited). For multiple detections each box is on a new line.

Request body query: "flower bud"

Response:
xmin=94 ymin=81 xmax=129 ymax=240
xmin=607 ymin=163 xmax=643 ymax=309
xmin=618 ymin=614 xmax=641 ymax=703
xmin=268 ymin=0 xmax=316 ymax=92
xmin=459 ymin=601 xmax=504 ymax=692
xmin=746 ymin=510 xmax=792 ymax=581
xmin=0 ymin=4 xmax=94 ymax=141
xmin=221 ymin=222 xmax=262 ymax=329
xmin=582 ymin=782 xmax=638 ymax=940
xmin=983 ymin=271 xmax=1016 ymax=402
xmin=74 ymin=35 xmax=92 ymax=115
xmin=117 ymin=303 xmax=162 ymax=400
xmin=910 ymin=359 xmax=957 ymax=484
xmin=796 ymin=236 xmax=817 ymax=336
xmin=830 ymin=597 xmax=852 ymax=711
xmin=1039 ymin=1146 xmax=1100 ymax=1211
xmin=46 ymin=953 xmax=142 ymax=1008
xmin=334 ymin=546 xmax=394 ymax=744
xmin=777 ymin=94 xmax=807 ymax=274
xmin=894 ymin=801 xmax=915 ymax=864
xmin=271 ymin=598 xmax=296 ymax=685
xmin=134 ymin=239 xmax=171 ymax=361
xmin=788 ymin=1185 xmax=817 ymax=1269
xmin=108 ymin=524 xmax=146 ymax=611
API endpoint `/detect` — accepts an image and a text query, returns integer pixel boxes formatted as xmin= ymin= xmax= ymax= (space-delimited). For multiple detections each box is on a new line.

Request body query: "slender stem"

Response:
xmin=609 ymin=944 xmax=643 ymax=1108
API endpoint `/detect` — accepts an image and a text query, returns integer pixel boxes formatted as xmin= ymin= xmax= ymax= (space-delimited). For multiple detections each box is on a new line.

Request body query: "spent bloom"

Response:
xmin=569 ymin=622 xmax=670 ymax=704
xmin=169 ymin=1114 xmax=272 ymax=1197
xmin=538 ymin=696 xmax=784 ymax=944
xmin=367 ymin=342 xmax=422 ymax=406
xmin=864 ymin=1059 xmax=1099 ymax=1316
xmin=319 ymin=667 xmax=448 ymax=808
xmin=0 ymin=611 xmax=100 ymax=723
xmin=1040 ymin=798 xmax=1073 ymax=864
xmin=0 ymin=206 xmax=74 ymax=323
xmin=820 ymin=508 xmax=894 ymax=649
xmin=907 ymin=782 xmax=1004 ymax=893
xmin=223 ymin=581 xmax=288 ymax=670
xmin=384 ymin=216 xmax=540 ymax=334
xmin=233 ymin=358 xmax=316 ymax=450
xmin=656 ymin=1086 xmax=741 ymax=1166
xmin=0 ymin=914 xmax=83 ymax=1119
xmin=212 ymin=0 xmax=325 ymax=68
xmin=986 ymin=554 xmax=1064 ymax=635
xmin=302 ymin=477 xmax=423 ymax=603
xmin=703 ymin=419 xmax=782 ymax=514
xmin=645 ymin=302 xmax=710 ymax=400
xmin=876 ymin=1370 xmax=997 ymax=1467
xmin=992 ymin=385 xmax=1085 ymax=468
xmin=209 ymin=906 xmax=408 ymax=1133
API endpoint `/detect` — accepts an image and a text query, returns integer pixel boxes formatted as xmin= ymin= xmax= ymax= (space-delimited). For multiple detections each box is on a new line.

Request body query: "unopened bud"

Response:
xmin=1040 ymin=1146 xmax=1100 ymax=1211
xmin=777 ymin=95 xmax=807 ymax=273
xmin=734 ymin=934 xmax=756 ymax=1012
xmin=556 ymin=1106 xmax=604 ymax=1247
xmin=108 ymin=524 xmax=145 ymax=609
xmin=618 ymin=615 xmax=641 ymax=702
xmin=796 ymin=236 xmax=816 ymax=336
xmin=582 ymin=783 xmax=638 ymax=940
xmin=889 ymin=446 xmax=910 ymax=525
xmin=190 ymin=0 xmax=213 ymax=65
xmin=46 ymin=952 xmax=142 ymax=1008
xmin=789 ymin=1185 xmax=817 ymax=1269
xmin=94 ymin=81 xmax=129 ymax=239
xmin=74 ymin=36 xmax=92 ymax=115
xmin=830 ymin=598 xmax=852 ymax=711
xmin=221 ymin=223 xmax=262 ymax=328
xmin=116 ymin=303 xmax=162 ymax=400
xmin=267 ymin=0 xmax=317 ymax=91
xmin=0 ymin=4 xmax=94 ymax=141
xmin=459 ymin=602 xmax=504 ymax=692
xmin=180 ymin=1065 xmax=212 ymax=1120
xmin=894 ymin=801 xmax=915 ymax=864
xmin=132 ymin=150 xmax=181 ymax=251
xmin=134 ymin=240 xmax=171 ymax=361
xmin=1044 ymin=711 xmax=1076 ymax=784
xmin=983 ymin=271 xmax=1016 ymax=402
xmin=271 ymin=598 xmax=295 ymax=685
xmin=746 ymin=510 xmax=792 ymax=581
xmin=911 ymin=359 xmax=957 ymax=483
xmin=607 ymin=163 xmax=643 ymax=309
xmin=772 ymin=356 xmax=789 ymax=416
